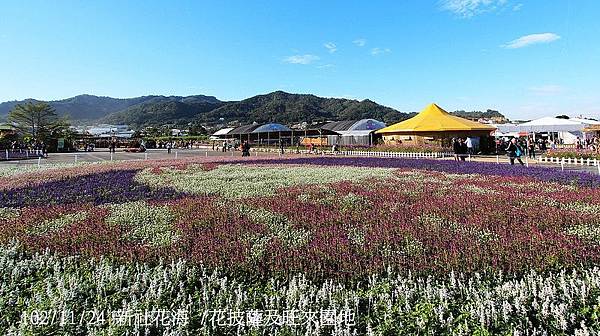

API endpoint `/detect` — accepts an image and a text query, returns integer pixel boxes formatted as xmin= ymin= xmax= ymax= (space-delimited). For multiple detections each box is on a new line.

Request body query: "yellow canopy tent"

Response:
xmin=376 ymin=103 xmax=496 ymax=138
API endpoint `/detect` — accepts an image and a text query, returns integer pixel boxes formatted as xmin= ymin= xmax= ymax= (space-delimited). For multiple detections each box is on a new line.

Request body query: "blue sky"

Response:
xmin=1 ymin=0 xmax=598 ymax=120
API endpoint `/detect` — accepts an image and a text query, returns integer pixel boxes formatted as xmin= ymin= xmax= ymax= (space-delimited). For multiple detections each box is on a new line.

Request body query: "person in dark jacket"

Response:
xmin=452 ymin=138 xmax=460 ymax=161
xmin=528 ymin=137 xmax=536 ymax=159
xmin=242 ymin=141 xmax=250 ymax=157
xmin=458 ymin=138 xmax=468 ymax=161
xmin=506 ymin=138 xmax=524 ymax=165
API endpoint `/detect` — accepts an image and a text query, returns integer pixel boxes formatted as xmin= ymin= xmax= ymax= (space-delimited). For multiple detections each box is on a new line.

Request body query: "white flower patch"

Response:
xmin=3 ymin=239 xmax=600 ymax=335
xmin=340 ymin=193 xmax=370 ymax=212
xmin=104 ymin=201 xmax=179 ymax=248
xmin=28 ymin=211 xmax=88 ymax=236
xmin=241 ymin=205 xmax=310 ymax=260
xmin=418 ymin=213 xmax=499 ymax=243
xmin=135 ymin=164 xmax=395 ymax=198
xmin=0 ymin=207 xmax=20 ymax=221
xmin=566 ymin=224 xmax=600 ymax=245
xmin=347 ymin=227 xmax=366 ymax=246
xmin=546 ymin=199 xmax=600 ymax=217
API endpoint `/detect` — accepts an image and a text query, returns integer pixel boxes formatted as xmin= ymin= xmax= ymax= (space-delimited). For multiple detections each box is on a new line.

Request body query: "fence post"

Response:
xmin=74 ymin=154 xmax=78 ymax=163
xmin=110 ymin=152 xmax=114 ymax=161
xmin=561 ymin=160 xmax=564 ymax=171
xmin=5 ymin=149 xmax=8 ymax=160
xmin=145 ymin=152 xmax=148 ymax=160
xmin=38 ymin=156 xmax=41 ymax=167
xmin=525 ymin=155 xmax=529 ymax=167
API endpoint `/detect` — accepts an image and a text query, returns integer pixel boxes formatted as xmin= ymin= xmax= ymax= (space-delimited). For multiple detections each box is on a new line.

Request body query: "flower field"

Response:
xmin=1 ymin=156 xmax=600 ymax=335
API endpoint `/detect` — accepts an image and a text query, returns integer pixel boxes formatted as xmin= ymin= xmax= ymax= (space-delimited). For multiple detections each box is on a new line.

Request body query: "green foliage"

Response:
xmin=203 ymin=91 xmax=411 ymax=125
xmin=452 ymin=109 xmax=505 ymax=120
xmin=8 ymin=102 xmax=69 ymax=141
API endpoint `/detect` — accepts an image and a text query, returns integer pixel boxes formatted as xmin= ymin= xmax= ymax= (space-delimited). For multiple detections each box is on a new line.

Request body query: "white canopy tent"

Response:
xmin=570 ymin=118 xmax=600 ymax=126
xmin=492 ymin=123 xmax=520 ymax=137
xmin=516 ymin=117 xmax=584 ymax=133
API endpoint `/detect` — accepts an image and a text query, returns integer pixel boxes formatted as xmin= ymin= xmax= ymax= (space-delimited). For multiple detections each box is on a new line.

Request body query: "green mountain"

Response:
xmin=100 ymin=100 xmax=224 ymax=128
xmin=200 ymin=91 xmax=410 ymax=125
xmin=0 ymin=94 xmax=221 ymax=121
xmin=0 ymin=92 xmax=506 ymax=129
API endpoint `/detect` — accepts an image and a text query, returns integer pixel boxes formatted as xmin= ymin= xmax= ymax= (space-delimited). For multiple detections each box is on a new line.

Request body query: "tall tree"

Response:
xmin=8 ymin=102 xmax=68 ymax=141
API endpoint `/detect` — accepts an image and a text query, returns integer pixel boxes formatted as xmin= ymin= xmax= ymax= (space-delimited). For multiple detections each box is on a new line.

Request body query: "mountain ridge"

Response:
xmin=0 ymin=92 xmax=505 ymax=129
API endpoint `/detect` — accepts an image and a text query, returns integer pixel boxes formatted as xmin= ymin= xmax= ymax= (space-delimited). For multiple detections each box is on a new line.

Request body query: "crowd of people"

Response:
xmin=576 ymin=136 xmax=600 ymax=151
xmin=5 ymin=140 xmax=48 ymax=158
xmin=451 ymin=137 xmax=480 ymax=161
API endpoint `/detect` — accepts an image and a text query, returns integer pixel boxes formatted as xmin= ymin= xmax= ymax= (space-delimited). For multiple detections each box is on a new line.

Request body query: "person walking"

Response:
xmin=458 ymin=138 xmax=468 ymax=161
xmin=506 ymin=138 xmax=524 ymax=165
xmin=528 ymin=138 xmax=536 ymax=159
xmin=242 ymin=141 xmax=250 ymax=157
xmin=41 ymin=142 xmax=48 ymax=158
xmin=452 ymin=138 xmax=460 ymax=161
xmin=332 ymin=143 xmax=339 ymax=155
xmin=166 ymin=142 xmax=172 ymax=154
xmin=465 ymin=137 xmax=474 ymax=156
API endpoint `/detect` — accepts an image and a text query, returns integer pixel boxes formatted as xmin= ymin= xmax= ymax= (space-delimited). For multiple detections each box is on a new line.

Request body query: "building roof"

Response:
xmin=212 ymin=127 xmax=234 ymax=136
xmin=252 ymin=123 xmax=292 ymax=133
xmin=228 ymin=124 xmax=262 ymax=135
xmin=321 ymin=119 xmax=386 ymax=133
xmin=376 ymin=103 xmax=496 ymax=135
xmin=321 ymin=120 xmax=359 ymax=132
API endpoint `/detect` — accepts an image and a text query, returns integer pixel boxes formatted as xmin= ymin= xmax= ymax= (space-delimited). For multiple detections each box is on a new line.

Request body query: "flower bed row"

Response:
xmin=545 ymin=149 xmax=600 ymax=160
xmin=1 ymin=159 xmax=599 ymax=278
xmin=2 ymin=242 xmax=599 ymax=335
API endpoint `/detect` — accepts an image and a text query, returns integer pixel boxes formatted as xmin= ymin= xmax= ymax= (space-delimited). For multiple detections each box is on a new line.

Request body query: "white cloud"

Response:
xmin=370 ymin=47 xmax=391 ymax=55
xmin=528 ymin=85 xmax=564 ymax=96
xmin=317 ymin=64 xmax=335 ymax=69
xmin=353 ymin=38 xmax=367 ymax=47
xmin=512 ymin=3 xmax=523 ymax=11
xmin=440 ymin=0 xmax=508 ymax=18
xmin=283 ymin=54 xmax=320 ymax=65
xmin=323 ymin=42 xmax=337 ymax=53
xmin=502 ymin=33 xmax=560 ymax=49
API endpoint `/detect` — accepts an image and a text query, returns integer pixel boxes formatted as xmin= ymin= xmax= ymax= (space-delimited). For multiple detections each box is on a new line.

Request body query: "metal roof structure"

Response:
xmin=252 ymin=123 xmax=292 ymax=133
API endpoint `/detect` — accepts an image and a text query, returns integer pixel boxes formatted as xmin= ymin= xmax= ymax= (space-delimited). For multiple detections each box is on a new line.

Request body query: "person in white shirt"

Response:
xmin=465 ymin=137 xmax=474 ymax=155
